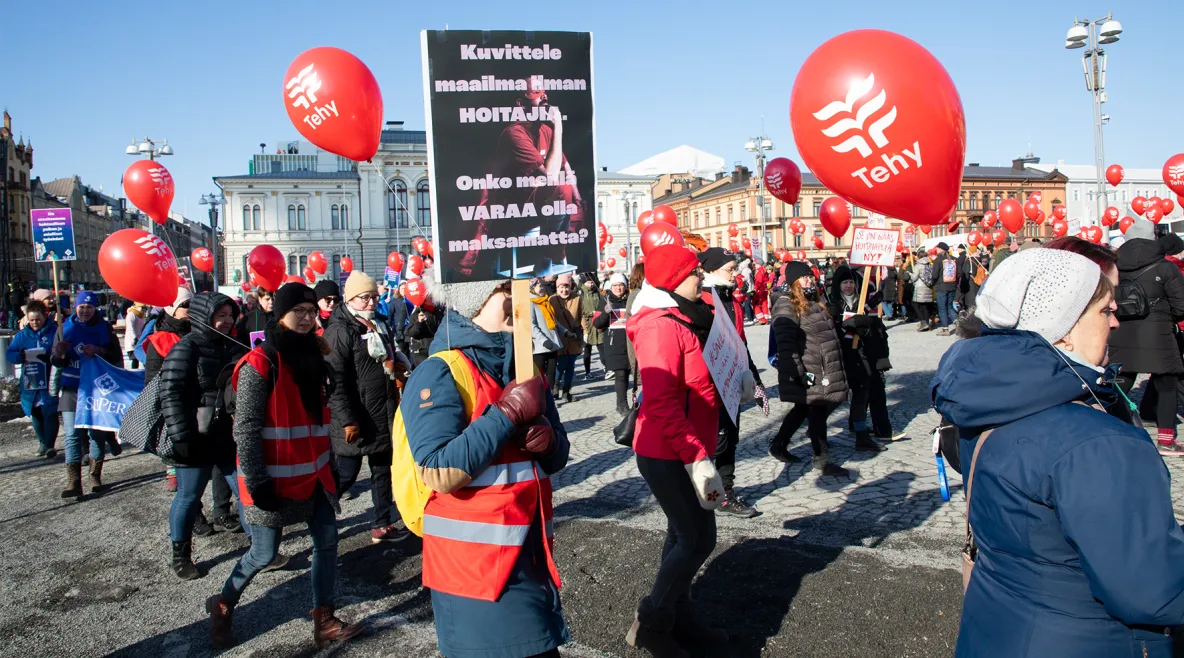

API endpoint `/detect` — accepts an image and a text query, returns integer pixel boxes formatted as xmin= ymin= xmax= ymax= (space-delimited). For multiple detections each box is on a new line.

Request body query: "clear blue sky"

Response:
xmin=2 ymin=0 xmax=1178 ymax=219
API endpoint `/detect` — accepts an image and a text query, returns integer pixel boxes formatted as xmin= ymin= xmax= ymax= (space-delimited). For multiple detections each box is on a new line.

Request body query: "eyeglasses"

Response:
xmin=322 ymin=297 xmax=340 ymax=305
xmin=287 ymin=307 xmax=318 ymax=319
xmin=354 ymin=294 xmax=378 ymax=303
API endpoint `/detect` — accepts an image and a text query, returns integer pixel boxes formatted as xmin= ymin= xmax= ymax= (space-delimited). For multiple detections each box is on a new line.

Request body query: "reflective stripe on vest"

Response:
xmin=261 ymin=425 xmax=330 ymax=440
xmin=423 ymin=515 xmax=531 ymax=546
xmin=465 ymin=460 xmax=550 ymax=488
xmin=266 ymin=451 xmax=331 ymax=478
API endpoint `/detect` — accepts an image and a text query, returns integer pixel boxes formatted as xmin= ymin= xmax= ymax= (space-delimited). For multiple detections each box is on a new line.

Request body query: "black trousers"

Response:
xmin=774 ymin=402 xmax=833 ymax=456
xmin=333 ymin=450 xmax=394 ymax=529
xmin=210 ymin=463 xmax=233 ymax=518
xmin=850 ymin=367 xmax=891 ymax=434
xmin=1116 ymin=373 xmax=1179 ymax=433
xmin=635 ymin=455 xmax=716 ymax=628
xmin=614 ymin=370 xmax=629 ymax=410
xmin=533 ymin=351 xmax=558 ymax=390
xmin=714 ymin=407 xmax=739 ymax=491
xmin=913 ymin=301 xmax=934 ymax=326
xmin=582 ymin=343 xmax=597 ymax=376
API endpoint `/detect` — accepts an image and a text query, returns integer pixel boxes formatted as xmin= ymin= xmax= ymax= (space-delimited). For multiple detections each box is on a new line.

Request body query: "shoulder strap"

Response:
xmin=1127 ymin=262 xmax=1160 ymax=281
xmin=428 ymin=350 xmax=477 ymax=418
xmin=964 ymin=428 xmax=995 ymax=545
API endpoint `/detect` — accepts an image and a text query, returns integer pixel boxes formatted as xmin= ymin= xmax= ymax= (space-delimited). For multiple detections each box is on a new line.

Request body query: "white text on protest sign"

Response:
xmin=849 ymin=228 xmax=899 ymax=267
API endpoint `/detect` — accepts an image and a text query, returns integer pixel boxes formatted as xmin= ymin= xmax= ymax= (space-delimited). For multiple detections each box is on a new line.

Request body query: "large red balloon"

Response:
xmin=1084 ymin=226 xmax=1104 ymax=244
xmin=981 ymin=210 xmax=997 ymax=229
xmin=248 ymin=245 xmax=286 ymax=292
xmin=98 ymin=229 xmax=179 ymax=307
xmin=618 ymin=247 xmax=628 ymax=258
xmin=407 ymin=254 xmax=425 ymax=276
xmin=1161 ymin=197 xmax=1176 ymax=216
xmin=303 ymin=266 xmax=317 ymax=283
xmin=1106 ymin=164 xmax=1124 ymax=187
xmin=1163 ymin=154 xmax=1184 ymax=196
xmin=640 ymin=222 xmax=686 ymax=256
xmin=1051 ymin=219 xmax=1068 ymax=238
xmin=1023 ymin=200 xmax=1041 ymax=222
xmin=652 ymin=205 xmax=678 ymax=226
xmin=636 ymin=210 xmax=655 ymax=234
xmin=284 ymin=275 xmax=304 ymax=284
xmin=790 ymin=30 xmax=965 ymax=226
xmin=283 ymin=47 xmax=382 ymax=162
xmin=405 ymin=279 xmax=428 ymax=307
xmin=1102 ymin=206 xmax=1120 ymax=226
xmin=967 ymin=230 xmax=982 ymax=246
xmin=764 ymin=157 xmax=803 ymax=205
xmin=1052 ymin=205 xmax=1068 ymax=221
xmin=998 ymin=199 xmax=1024 ymax=234
xmin=819 ymin=197 xmax=851 ymax=237
xmin=123 ymin=159 xmax=175 ymax=225
xmin=1145 ymin=205 xmax=1164 ymax=224
xmin=309 ymin=251 xmax=328 ymax=275
xmin=191 ymin=247 xmax=213 ymax=273
xmin=341 ymin=256 xmax=354 ymax=273
xmin=991 ymin=229 xmax=1007 ymax=247
xmin=812 ymin=235 xmax=825 ymax=249
xmin=727 ymin=224 xmax=739 ymax=237
xmin=1132 ymin=196 xmax=1147 ymax=216
xmin=388 ymin=252 xmax=405 ymax=273
xmin=1119 ymin=216 xmax=1135 ymax=234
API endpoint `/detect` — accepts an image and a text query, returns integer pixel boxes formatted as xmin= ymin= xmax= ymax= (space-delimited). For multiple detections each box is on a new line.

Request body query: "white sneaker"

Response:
xmin=605 ymin=371 xmax=614 ymax=380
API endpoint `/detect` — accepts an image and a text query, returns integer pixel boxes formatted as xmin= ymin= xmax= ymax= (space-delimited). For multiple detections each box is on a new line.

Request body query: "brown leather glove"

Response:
xmin=343 ymin=425 xmax=361 ymax=444
xmin=491 ymin=376 xmax=547 ymax=427
xmin=519 ymin=416 xmax=556 ymax=455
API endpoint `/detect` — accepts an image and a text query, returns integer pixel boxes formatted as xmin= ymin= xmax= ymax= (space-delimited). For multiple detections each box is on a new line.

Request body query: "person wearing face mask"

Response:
xmin=313 ymin=280 xmax=340 ymax=336
xmin=6 ymin=300 xmax=59 ymax=458
xmin=932 ymin=248 xmax=1184 ymax=658
xmin=827 ymin=266 xmax=891 ymax=449
xmin=769 ymin=262 xmax=850 ymax=477
xmin=323 ymin=270 xmax=410 ymax=545
xmin=594 ymin=273 xmax=632 ymax=414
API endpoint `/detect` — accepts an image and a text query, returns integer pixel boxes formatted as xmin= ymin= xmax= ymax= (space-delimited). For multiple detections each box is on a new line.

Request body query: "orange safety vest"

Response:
xmin=231 ymin=348 xmax=335 ymax=507
xmin=420 ymin=352 xmax=561 ymax=602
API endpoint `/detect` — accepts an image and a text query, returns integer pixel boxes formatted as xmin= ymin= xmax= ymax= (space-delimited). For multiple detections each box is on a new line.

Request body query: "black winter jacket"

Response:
xmin=827 ymin=267 xmax=891 ymax=385
xmin=406 ymin=307 xmax=440 ymax=363
xmin=159 ymin=293 xmax=246 ymax=466
xmin=143 ymin=312 xmax=191 ymax=385
xmin=593 ymin=290 xmax=630 ymax=372
xmin=770 ymin=290 xmax=848 ymax=405
xmin=322 ymin=303 xmax=397 ymax=456
xmin=1108 ymin=238 xmax=1184 ymax=375
xmin=236 ymin=307 xmax=274 ymax=347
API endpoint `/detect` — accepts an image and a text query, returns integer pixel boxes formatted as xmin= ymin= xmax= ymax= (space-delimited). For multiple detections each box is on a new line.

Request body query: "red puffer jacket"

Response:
xmin=626 ymin=305 xmax=719 ymax=463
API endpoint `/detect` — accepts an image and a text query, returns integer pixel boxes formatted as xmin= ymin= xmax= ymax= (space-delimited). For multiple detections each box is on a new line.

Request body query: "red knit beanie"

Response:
xmin=645 ymin=244 xmax=700 ymax=290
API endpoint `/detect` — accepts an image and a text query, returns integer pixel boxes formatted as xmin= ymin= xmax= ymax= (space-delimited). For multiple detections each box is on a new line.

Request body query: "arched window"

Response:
xmin=297 ymin=205 xmax=306 ymax=230
xmin=288 ymin=255 xmax=297 ymax=275
xmin=331 ymin=204 xmax=340 ymax=230
xmin=252 ymin=204 xmax=260 ymax=230
xmin=416 ymin=180 xmax=431 ymax=227
xmin=242 ymin=205 xmax=251 ymax=231
xmin=387 ymin=180 xmax=408 ymax=228
xmin=340 ymin=204 xmax=349 ymax=230
xmin=288 ymin=204 xmax=296 ymax=230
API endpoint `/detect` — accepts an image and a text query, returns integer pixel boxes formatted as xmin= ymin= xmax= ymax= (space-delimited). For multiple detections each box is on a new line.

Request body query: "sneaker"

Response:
xmin=1158 ymin=441 xmax=1184 ymax=457
xmin=260 ymin=553 xmax=290 ymax=573
xmin=605 ymin=371 xmax=614 ymax=380
xmin=212 ymin=515 xmax=244 ymax=534
xmin=718 ymin=490 xmax=760 ymax=518
xmin=768 ymin=441 xmax=799 ymax=464
xmin=193 ymin=513 xmax=217 ymax=537
xmin=936 ymin=329 xmax=950 ymax=336
xmin=165 ymin=475 xmax=178 ymax=492
xmin=371 ymin=524 xmax=412 ymax=544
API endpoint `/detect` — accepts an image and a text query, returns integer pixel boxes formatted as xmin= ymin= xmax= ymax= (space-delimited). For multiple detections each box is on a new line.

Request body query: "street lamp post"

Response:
xmin=198 ymin=193 xmax=226 ymax=290
xmin=1065 ymin=15 xmax=1121 ymax=227
xmin=745 ymin=135 xmax=774 ymax=262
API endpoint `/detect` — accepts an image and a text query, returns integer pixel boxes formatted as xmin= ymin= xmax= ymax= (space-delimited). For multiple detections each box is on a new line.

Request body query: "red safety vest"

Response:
xmin=420 ymin=352 xmax=561 ymax=602
xmin=231 ymin=348 xmax=335 ymax=507
xmin=145 ymin=331 xmax=181 ymax=358
xmin=702 ymin=289 xmax=747 ymax=342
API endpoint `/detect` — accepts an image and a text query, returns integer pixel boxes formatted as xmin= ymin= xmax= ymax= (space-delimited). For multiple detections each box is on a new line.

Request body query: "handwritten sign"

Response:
xmin=849 ymin=227 xmax=898 ymax=267
xmin=703 ymin=288 xmax=748 ymax=423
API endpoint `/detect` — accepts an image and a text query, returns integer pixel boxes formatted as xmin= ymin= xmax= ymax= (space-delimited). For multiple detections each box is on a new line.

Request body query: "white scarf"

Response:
xmin=348 ymin=306 xmax=390 ymax=364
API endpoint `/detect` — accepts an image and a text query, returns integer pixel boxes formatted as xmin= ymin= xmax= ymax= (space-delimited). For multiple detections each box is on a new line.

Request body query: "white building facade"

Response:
xmin=594 ymin=170 xmax=656 ymax=270
xmin=215 ymin=123 xmax=430 ymax=286
xmin=1028 ymin=162 xmax=1183 ymax=230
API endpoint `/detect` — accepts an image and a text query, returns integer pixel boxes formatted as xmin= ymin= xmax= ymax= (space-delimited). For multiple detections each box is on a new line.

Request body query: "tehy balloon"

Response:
xmin=1132 ymin=196 xmax=1147 ymax=216
xmin=309 ymin=250 xmax=328 ymax=275
xmin=283 ymin=47 xmax=382 ymax=161
xmin=1163 ymin=154 xmax=1184 ymax=196
xmin=764 ymin=157 xmax=803 ymax=205
xmin=819 ymin=197 xmax=851 ymax=237
xmin=1118 ymin=216 xmax=1135 ymax=234
xmin=98 ymin=229 xmax=179 ymax=307
xmin=191 ymin=247 xmax=213 ymax=273
xmin=1106 ymin=164 xmax=1125 ymax=187
xmin=639 ymin=222 xmax=686 ymax=256
xmin=248 ymin=245 xmax=286 ymax=292
xmin=998 ymin=199 xmax=1024 ymax=234
xmin=1051 ymin=219 xmax=1068 ymax=237
xmin=341 ymin=256 xmax=354 ymax=273
xmin=123 ymin=160 xmax=175 ymax=225
xmin=652 ymin=205 xmax=678 ymax=226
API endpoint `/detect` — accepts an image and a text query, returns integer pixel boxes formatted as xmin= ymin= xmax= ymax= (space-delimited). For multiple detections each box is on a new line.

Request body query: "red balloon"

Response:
xmin=1053 ymin=205 xmax=1068 ymax=221
xmin=284 ymin=275 xmax=304 ymax=284
xmin=1148 ymin=197 xmax=1163 ymax=214
xmin=920 ymin=225 xmax=932 ymax=235
xmin=727 ymin=224 xmax=739 ymax=237
xmin=1029 ymin=192 xmax=1043 ymax=205
xmin=407 ymin=254 xmax=425 ymax=276
xmin=248 ymin=245 xmax=286 ymax=292
xmin=606 ymin=234 xmax=614 ymax=245
xmin=1106 ymin=164 xmax=1125 ymax=187
xmin=790 ymin=30 xmax=965 ymax=226
xmin=405 ymin=278 xmax=428 ymax=307
xmin=637 ymin=255 xmax=645 ymax=264
xmin=177 ymin=273 xmax=188 ymax=287
xmin=819 ymin=197 xmax=851 ymax=237
xmin=728 ymin=239 xmax=740 ymax=252
xmin=191 ymin=247 xmax=213 ymax=273
xmin=967 ymin=230 xmax=982 ymax=246
xmin=764 ymin=157 xmax=803 ymax=205
xmin=1179 ymin=194 xmax=1184 ymax=208
xmin=1119 ymin=216 xmax=1135 ymax=234
xmin=303 ymin=266 xmax=316 ymax=283
xmin=998 ymin=199 xmax=1025 ymax=234
xmin=741 ymin=237 xmax=752 ymax=249
xmin=388 ymin=252 xmax=405 ymax=273
xmin=1102 ymin=206 xmax=1120 ymax=226
xmin=1033 ymin=210 xmax=1046 ymax=227
xmin=1051 ymin=219 xmax=1068 ymax=237
xmin=991 ymin=228 xmax=1007 ymax=247
xmin=639 ymin=222 xmax=686 ymax=255
xmin=341 ymin=256 xmax=354 ymax=273
xmin=240 ymin=281 xmax=252 ymax=292
xmin=123 ymin=159 xmax=175 ymax=225
xmin=618 ymin=247 xmax=628 ymax=258
xmin=606 ymin=257 xmax=616 ymax=268
xmin=778 ymin=250 xmax=793 ymax=263
xmin=597 ymin=223 xmax=607 ymax=238
xmin=1161 ymin=197 xmax=1176 ymax=216
xmin=1163 ymin=154 xmax=1184 ymax=196
xmin=1023 ymin=200 xmax=1041 ymax=222
xmin=1146 ymin=205 xmax=1164 ymax=224
xmin=1132 ymin=196 xmax=1147 ymax=216
xmin=812 ymin=235 xmax=825 ymax=249
xmin=636 ymin=210 xmax=655 ymax=234
xmin=283 ymin=47 xmax=382 ymax=162
xmin=412 ymin=237 xmax=433 ymax=258
xmin=1085 ymin=226 xmax=1104 ymax=244
xmin=796 ymin=250 xmax=808 ymax=262
xmin=598 ymin=260 xmax=606 ymax=270
xmin=790 ymin=219 xmax=806 ymax=235
xmin=98 ymin=229 xmax=179 ymax=307
xmin=309 ymin=251 xmax=328 ymax=275
xmin=652 ymin=205 xmax=678 ymax=226
xmin=947 ymin=221 xmax=960 ymax=233
xmin=981 ymin=210 xmax=997 ymax=229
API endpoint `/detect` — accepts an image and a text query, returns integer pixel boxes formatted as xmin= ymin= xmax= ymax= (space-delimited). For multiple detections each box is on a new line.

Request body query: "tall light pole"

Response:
xmin=745 ymin=135 xmax=774 ymax=262
xmin=198 ymin=192 xmax=226 ymax=290
xmin=619 ymin=191 xmax=643 ymax=269
xmin=1065 ymin=15 xmax=1121 ymax=227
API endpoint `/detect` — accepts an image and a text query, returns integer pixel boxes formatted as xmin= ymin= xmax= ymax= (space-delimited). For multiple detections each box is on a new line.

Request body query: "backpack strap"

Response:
xmin=964 ymin=428 xmax=995 ymax=550
xmin=428 ymin=350 xmax=477 ymax=418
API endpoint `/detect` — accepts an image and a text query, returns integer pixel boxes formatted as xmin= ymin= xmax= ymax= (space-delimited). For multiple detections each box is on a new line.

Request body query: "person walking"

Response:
xmin=625 ymin=244 xmax=727 ymax=657
xmin=323 ymin=270 xmax=408 ymax=544
xmin=594 ymin=273 xmax=632 ymax=414
xmin=207 ymin=283 xmax=362 ymax=650
xmin=122 ymin=302 xmax=150 ymax=369
xmin=625 ymin=263 xmax=646 ymax=395
xmin=932 ymin=247 xmax=1184 ymax=657
xmin=143 ymin=287 xmax=194 ymax=496
xmin=159 ymin=292 xmax=250 ymax=579
xmin=827 ymin=266 xmax=891 ymax=447
xmin=550 ymin=273 xmax=583 ymax=403
xmin=579 ymin=278 xmax=604 ymax=378
xmin=910 ymin=249 xmax=937 ymax=332
xmin=529 ymin=277 xmax=563 ymax=389
xmin=5 ymin=300 xmax=59 ymax=457
xmin=313 ymin=279 xmax=340 ymax=336
xmin=404 ymin=276 xmax=571 ymax=658
xmin=52 ymin=290 xmax=123 ymax=498
xmin=768 ymin=262 xmax=850 ymax=476
xmin=405 ymin=304 xmax=441 ymax=368
xmin=880 ymin=262 xmax=899 ymax=320
xmin=235 ymin=288 xmax=274 ymax=346
xmin=752 ymin=260 xmax=771 ymax=324
xmin=930 ymin=242 xmax=959 ymax=334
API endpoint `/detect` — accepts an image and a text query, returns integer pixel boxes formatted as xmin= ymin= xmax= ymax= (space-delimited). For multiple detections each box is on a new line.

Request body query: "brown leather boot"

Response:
xmin=205 ymin=594 xmax=235 ymax=649
xmin=88 ymin=459 xmax=104 ymax=493
xmin=60 ymin=463 xmax=82 ymax=499
xmin=310 ymin=606 xmax=363 ymax=648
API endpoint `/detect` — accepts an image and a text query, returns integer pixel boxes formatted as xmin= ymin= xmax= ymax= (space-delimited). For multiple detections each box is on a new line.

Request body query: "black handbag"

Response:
xmin=613 ymin=390 xmax=641 ymax=448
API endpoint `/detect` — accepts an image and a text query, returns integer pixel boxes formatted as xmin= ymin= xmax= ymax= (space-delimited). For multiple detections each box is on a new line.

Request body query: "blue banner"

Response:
xmin=75 ymin=357 xmax=145 ymax=432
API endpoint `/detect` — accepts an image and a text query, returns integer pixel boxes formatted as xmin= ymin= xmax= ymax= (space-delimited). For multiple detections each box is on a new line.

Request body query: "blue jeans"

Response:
xmin=880 ymin=300 xmax=895 ymax=319
xmin=31 ymin=406 xmax=59 ymax=453
xmin=555 ymin=354 xmax=577 ymax=391
xmin=169 ymin=460 xmax=249 ymax=542
xmin=221 ymin=492 xmax=337 ymax=608
xmin=935 ymin=290 xmax=956 ymax=328
xmin=61 ymin=410 xmax=110 ymax=464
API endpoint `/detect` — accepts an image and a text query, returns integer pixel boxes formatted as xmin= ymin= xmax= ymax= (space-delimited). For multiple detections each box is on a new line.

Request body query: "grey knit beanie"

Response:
xmin=422 ymin=270 xmax=508 ymax=319
xmin=974 ymin=248 xmax=1101 ymax=343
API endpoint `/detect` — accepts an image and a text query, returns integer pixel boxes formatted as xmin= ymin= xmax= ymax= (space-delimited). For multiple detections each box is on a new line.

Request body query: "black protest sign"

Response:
xmin=421 ymin=30 xmax=597 ymax=283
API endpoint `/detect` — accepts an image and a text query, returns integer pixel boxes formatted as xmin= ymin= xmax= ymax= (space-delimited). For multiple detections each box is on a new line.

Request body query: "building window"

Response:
xmin=958 ymin=196 xmax=965 ymax=210
xmin=813 ymin=201 xmax=821 ymax=216
xmin=793 ymin=201 xmax=801 ymax=217
xmin=416 ymin=180 xmax=432 ymax=228
xmin=340 ymin=204 xmax=348 ymax=230
xmin=297 ymin=205 xmax=306 ymax=230
xmin=252 ymin=204 xmax=260 ymax=230
xmin=995 ymin=193 xmax=1002 ymax=208
xmin=794 ymin=234 xmax=802 ymax=247
xmin=693 ymin=211 xmax=699 ymax=228
xmin=1074 ymin=189 xmax=1080 ymax=201
xmin=834 ymin=235 xmax=843 ymax=247
xmin=388 ymin=180 xmax=408 ymax=228
xmin=969 ymin=193 xmax=978 ymax=210
xmin=288 ymin=204 xmax=296 ymax=229
xmin=299 ymin=255 xmax=308 ymax=272
xmin=1088 ymin=190 xmax=1094 ymax=203
xmin=715 ymin=208 xmax=721 ymax=225
xmin=1122 ymin=189 xmax=1127 ymax=202
xmin=242 ymin=205 xmax=250 ymax=231
xmin=288 ymin=255 xmax=297 ymax=275
xmin=739 ymin=204 xmax=745 ymax=222
xmin=632 ymin=201 xmax=637 ymax=221
xmin=597 ymin=201 xmax=603 ymax=224
xmin=331 ymin=204 xmax=340 ymax=230
xmin=728 ymin=205 xmax=733 ymax=222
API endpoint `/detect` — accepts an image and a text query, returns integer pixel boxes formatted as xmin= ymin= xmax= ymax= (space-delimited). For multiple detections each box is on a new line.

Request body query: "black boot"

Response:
xmin=768 ymin=437 xmax=799 ymax=464
xmin=854 ymin=430 xmax=886 ymax=452
xmin=563 ymin=387 xmax=573 ymax=404
xmin=171 ymin=540 xmax=201 ymax=580
xmin=718 ymin=489 xmax=759 ymax=518
xmin=673 ymin=595 xmax=728 ymax=649
xmin=813 ymin=445 xmax=849 ymax=478
xmin=60 ymin=463 xmax=83 ymax=499
xmin=626 ymin=598 xmax=689 ymax=658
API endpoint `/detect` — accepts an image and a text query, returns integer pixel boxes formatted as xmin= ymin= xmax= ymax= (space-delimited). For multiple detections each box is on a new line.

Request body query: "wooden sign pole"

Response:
xmin=511 ymin=279 xmax=536 ymax=382
xmin=51 ymin=259 xmax=63 ymax=328
xmin=851 ymin=265 xmax=873 ymax=349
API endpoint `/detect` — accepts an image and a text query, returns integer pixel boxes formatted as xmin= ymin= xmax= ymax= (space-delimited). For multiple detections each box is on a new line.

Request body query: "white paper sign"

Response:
xmin=849 ymin=228 xmax=899 ymax=267
xmin=1067 ymin=217 xmax=1081 ymax=235
xmin=703 ymin=288 xmax=748 ymax=423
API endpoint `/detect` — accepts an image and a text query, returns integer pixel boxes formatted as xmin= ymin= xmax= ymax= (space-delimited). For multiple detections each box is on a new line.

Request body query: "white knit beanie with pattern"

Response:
xmin=974 ymin=248 xmax=1101 ymax=343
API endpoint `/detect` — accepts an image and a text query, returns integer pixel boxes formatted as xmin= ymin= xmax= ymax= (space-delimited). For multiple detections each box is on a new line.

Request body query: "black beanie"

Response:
xmin=1159 ymin=233 xmax=1184 ymax=258
xmin=273 ymin=282 xmax=317 ymax=319
xmin=697 ymin=247 xmax=736 ymax=274
xmin=780 ymin=261 xmax=814 ymax=287
xmin=313 ymin=279 xmax=340 ymax=301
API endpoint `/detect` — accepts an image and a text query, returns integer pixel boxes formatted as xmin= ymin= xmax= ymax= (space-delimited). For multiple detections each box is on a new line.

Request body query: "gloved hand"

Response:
xmin=519 ymin=416 xmax=557 ymax=455
xmin=753 ymin=384 xmax=770 ymax=416
xmin=343 ymin=425 xmax=361 ymax=444
xmin=684 ymin=459 xmax=725 ymax=511
xmin=739 ymin=370 xmax=756 ymax=403
xmin=492 ymin=376 xmax=547 ymax=427
xmin=249 ymin=480 xmax=283 ymax=512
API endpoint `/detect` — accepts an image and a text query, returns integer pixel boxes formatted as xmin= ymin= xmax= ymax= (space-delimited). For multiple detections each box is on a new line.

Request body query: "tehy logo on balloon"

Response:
xmin=134 ymin=234 xmax=177 ymax=270
xmin=286 ymin=63 xmax=337 ymax=131
xmin=814 ymin=73 xmax=898 ymax=161
xmin=148 ymin=166 xmax=172 ymax=190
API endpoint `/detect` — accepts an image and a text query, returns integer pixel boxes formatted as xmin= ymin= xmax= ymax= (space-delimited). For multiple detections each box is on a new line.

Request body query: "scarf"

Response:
xmin=666 ymin=289 xmax=715 ymax=346
xmin=266 ymin=325 xmax=327 ymax=418
xmin=347 ymin=306 xmax=391 ymax=365
xmin=157 ymin=312 xmax=191 ymax=336
xmin=531 ymin=294 xmax=556 ymax=329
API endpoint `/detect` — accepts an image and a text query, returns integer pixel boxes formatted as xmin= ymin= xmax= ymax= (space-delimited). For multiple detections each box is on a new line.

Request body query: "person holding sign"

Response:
xmin=827 ymin=266 xmax=891 ymax=449
xmin=5 ymin=300 xmax=59 ymax=458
